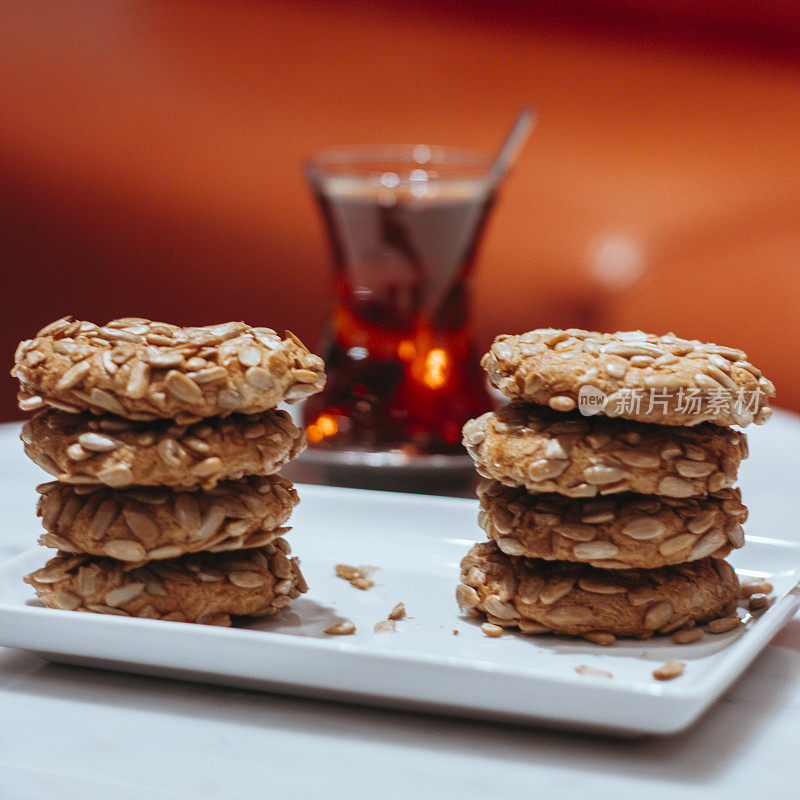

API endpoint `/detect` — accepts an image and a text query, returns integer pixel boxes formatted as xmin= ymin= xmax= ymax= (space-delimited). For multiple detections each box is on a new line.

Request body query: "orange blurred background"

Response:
xmin=2 ymin=0 xmax=799 ymax=421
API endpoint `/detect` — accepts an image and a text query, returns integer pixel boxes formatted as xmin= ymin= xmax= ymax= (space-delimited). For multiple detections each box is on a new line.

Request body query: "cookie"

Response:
xmin=22 ymin=408 xmax=305 ymax=490
xmin=462 ymin=405 xmax=745 ymax=498
xmin=35 ymin=474 xmax=298 ymax=562
xmin=481 ymin=328 xmax=774 ymax=427
xmin=13 ymin=317 xmax=326 ymax=421
xmin=456 ymin=541 xmax=738 ymax=639
xmin=478 ymin=480 xmax=746 ymax=569
xmin=25 ymin=540 xmax=307 ymax=626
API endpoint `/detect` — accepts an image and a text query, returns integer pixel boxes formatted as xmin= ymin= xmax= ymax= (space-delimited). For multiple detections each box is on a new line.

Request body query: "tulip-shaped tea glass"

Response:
xmin=302 ymin=145 xmax=503 ymax=486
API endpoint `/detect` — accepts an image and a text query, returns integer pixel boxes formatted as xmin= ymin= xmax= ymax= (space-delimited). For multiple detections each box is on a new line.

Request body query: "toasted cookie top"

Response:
xmin=463 ymin=405 xmax=746 ymax=499
xmin=481 ymin=328 xmax=774 ymax=427
xmin=477 ymin=480 xmax=746 ymax=569
xmin=13 ymin=317 xmax=326 ymax=421
xmin=456 ymin=541 xmax=739 ymax=639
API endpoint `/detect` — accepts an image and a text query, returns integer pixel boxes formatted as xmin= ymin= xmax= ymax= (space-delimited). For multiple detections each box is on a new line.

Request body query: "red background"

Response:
xmin=2 ymin=0 xmax=799 ymax=419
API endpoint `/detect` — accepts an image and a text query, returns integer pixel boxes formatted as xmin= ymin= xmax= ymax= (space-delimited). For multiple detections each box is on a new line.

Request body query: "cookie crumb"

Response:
xmin=653 ymin=660 xmax=685 ymax=681
xmin=335 ymin=564 xmax=360 ymax=580
xmin=748 ymin=593 xmax=772 ymax=612
xmin=738 ymin=579 xmax=773 ymax=598
xmin=707 ymin=615 xmax=742 ymax=634
xmin=481 ymin=622 xmax=503 ymax=637
xmin=374 ymin=619 xmax=395 ymax=633
xmin=583 ymin=632 xmax=616 ymax=646
xmin=325 ymin=620 xmax=356 ymax=635
xmin=388 ymin=602 xmax=406 ymax=620
xmin=575 ymin=665 xmax=612 ymax=679
xmin=335 ymin=564 xmax=376 ymax=590
xmin=672 ymin=628 xmax=703 ymax=644
xmin=453 ymin=629 xmax=459 ymax=636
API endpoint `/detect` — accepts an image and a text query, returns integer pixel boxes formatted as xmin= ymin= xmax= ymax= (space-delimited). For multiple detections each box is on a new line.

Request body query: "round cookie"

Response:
xmin=456 ymin=541 xmax=739 ymax=639
xmin=22 ymin=408 xmax=305 ymax=490
xmin=478 ymin=480 xmax=747 ymax=569
xmin=462 ymin=404 xmax=745 ymax=499
xmin=25 ymin=540 xmax=307 ymax=626
xmin=481 ymin=328 xmax=774 ymax=427
xmin=35 ymin=474 xmax=298 ymax=562
xmin=13 ymin=316 xmax=326 ymax=421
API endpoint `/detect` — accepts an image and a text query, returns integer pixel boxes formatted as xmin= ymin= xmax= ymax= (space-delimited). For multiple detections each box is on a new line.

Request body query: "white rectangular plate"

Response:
xmin=1 ymin=484 xmax=799 ymax=735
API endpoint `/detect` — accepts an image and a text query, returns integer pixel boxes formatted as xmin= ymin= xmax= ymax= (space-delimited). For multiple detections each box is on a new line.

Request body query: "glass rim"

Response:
xmin=304 ymin=144 xmax=499 ymax=185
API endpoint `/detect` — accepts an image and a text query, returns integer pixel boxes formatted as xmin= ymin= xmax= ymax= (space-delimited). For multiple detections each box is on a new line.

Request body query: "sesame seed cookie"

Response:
xmin=462 ymin=405 xmax=745 ymax=499
xmin=456 ymin=541 xmax=738 ymax=639
xmin=35 ymin=474 xmax=298 ymax=562
xmin=13 ymin=317 xmax=326 ymax=421
xmin=25 ymin=540 xmax=307 ymax=626
xmin=22 ymin=408 xmax=305 ymax=490
xmin=481 ymin=328 xmax=774 ymax=427
xmin=478 ymin=480 xmax=746 ymax=569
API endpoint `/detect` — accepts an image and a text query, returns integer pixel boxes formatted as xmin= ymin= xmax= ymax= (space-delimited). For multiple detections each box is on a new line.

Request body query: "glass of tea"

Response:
xmin=301 ymin=144 xmax=502 ymax=487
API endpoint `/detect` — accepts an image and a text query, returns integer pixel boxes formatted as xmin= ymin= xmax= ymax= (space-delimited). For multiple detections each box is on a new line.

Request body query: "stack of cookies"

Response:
xmin=13 ymin=316 xmax=326 ymax=626
xmin=458 ymin=328 xmax=774 ymax=643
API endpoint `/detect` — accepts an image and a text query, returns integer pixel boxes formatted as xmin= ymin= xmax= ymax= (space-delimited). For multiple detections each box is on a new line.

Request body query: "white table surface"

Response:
xmin=1 ymin=413 xmax=799 ymax=800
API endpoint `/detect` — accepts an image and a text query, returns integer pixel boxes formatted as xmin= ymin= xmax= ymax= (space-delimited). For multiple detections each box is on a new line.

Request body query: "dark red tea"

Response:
xmin=304 ymin=155 xmax=498 ymax=455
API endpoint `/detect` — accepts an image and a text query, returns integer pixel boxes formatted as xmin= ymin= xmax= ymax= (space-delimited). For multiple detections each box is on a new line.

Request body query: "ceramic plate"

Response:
xmin=0 ymin=485 xmax=798 ymax=735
